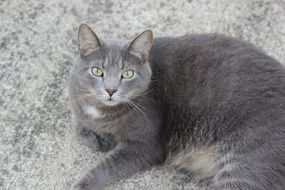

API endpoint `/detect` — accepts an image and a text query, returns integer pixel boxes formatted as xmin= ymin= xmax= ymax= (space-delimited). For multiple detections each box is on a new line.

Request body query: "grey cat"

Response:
xmin=69 ymin=23 xmax=285 ymax=190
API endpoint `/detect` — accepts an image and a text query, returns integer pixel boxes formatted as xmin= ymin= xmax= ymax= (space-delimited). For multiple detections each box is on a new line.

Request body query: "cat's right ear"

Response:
xmin=78 ymin=23 xmax=102 ymax=57
xmin=128 ymin=30 xmax=153 ymax=61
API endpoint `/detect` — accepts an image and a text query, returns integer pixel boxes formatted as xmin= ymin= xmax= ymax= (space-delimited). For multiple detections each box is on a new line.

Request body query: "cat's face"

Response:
xmin=73 ymin=24 xmax=153 ymax=107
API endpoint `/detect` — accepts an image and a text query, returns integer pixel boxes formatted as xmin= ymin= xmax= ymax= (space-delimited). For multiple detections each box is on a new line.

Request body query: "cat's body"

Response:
xmin=152 ymin=35 xmax=285 ymax=190
xmin=69 ymin=24 xmax=285 ymax=190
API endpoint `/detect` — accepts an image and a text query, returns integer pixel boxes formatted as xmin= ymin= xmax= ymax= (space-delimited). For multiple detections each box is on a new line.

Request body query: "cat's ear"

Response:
xmin=128 ymin=30 xmax=153 ymax=61
xmin=78 ymin=23 xmax=102 ymax=57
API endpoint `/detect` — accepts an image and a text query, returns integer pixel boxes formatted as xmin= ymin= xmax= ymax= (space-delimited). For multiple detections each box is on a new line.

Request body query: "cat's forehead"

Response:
xmin=102 ymin=39 xmax=129 ymax=68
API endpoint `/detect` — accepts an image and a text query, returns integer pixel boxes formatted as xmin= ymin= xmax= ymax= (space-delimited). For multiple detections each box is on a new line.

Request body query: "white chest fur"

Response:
xmin=83 ymin=105 xmax=104 ymax=119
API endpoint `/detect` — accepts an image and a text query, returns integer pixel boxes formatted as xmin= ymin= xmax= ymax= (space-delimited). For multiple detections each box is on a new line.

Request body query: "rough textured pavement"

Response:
xmin=1 ymin=0 xmax=285 ymax=189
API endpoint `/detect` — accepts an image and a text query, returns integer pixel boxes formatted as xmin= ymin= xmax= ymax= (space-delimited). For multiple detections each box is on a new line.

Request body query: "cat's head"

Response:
xmin=72 ymin=23 xmax=153 ymax=107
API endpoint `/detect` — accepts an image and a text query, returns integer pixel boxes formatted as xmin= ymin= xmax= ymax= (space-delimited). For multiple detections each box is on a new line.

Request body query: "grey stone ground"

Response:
xmin=1 ymin=0 xmax=285 ymax=189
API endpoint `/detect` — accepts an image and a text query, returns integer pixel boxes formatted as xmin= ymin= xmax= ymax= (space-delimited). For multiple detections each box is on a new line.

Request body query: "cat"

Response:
xmin=69 ymin=23 xmax=285 ymax=190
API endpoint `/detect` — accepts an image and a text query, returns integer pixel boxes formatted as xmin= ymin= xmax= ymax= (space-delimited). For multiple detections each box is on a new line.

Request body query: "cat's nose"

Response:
xmin=105 ymin=88 xmax=117 ymax=97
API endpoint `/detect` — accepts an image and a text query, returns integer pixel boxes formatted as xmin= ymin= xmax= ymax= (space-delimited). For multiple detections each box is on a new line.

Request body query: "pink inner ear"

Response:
xmin=78 ymin=24 xmax=101 ymax=57
xmin=129 ymin=34 xmax=152 ymax=61
xmin=129 ymin=51 xmax=149 ymax=61
xmin=79 ymin=45 xmax=99 ymax=57
xmin=79 ymin=38 xmax=100 ymax=56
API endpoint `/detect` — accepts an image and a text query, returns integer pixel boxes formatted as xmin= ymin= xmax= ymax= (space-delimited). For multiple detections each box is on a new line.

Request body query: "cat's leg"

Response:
xmin=70 ymin=142 xmax=163 ymax=190
xmin=79 ymin=128 xmax=116 ymax=152
xmin=72 ymin=116 xmax=116 ymax=152
xmin=208 ymin=150 xmax=285 ymax=190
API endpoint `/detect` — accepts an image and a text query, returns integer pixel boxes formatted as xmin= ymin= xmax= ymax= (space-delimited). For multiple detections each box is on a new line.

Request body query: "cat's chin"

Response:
xmin=102 ymin=100 xmax=121 ymax=107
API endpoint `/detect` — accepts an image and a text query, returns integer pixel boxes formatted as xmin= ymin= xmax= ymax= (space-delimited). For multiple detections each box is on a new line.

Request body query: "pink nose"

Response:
xmin=105 ymin=88 xmax=117 ymax=96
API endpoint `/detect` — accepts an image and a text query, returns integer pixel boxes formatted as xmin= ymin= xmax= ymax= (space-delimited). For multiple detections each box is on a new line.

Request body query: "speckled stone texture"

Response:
xmin=0 ymin=0 xmax=285 ymax=189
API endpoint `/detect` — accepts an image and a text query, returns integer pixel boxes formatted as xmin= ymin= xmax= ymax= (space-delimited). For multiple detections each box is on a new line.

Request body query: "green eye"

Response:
xmin=91 ymin=67 xmax=103 ymax=77
xmin=122 ymin=70 xmax=134 ymax=79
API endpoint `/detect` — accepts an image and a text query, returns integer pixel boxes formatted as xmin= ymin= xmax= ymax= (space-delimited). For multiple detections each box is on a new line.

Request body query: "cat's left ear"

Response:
xmin=128 ymin=30 xmax=153 ymax=61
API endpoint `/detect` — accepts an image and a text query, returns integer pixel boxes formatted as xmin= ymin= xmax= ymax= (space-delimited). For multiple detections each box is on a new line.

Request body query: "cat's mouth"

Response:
xmin=102 ymin=98 xmax=120 ymax=107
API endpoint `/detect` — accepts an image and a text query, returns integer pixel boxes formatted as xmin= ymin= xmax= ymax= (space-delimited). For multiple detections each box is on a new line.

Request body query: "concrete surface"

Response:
xmin=1 ymin=0 xmax=285 ymax=189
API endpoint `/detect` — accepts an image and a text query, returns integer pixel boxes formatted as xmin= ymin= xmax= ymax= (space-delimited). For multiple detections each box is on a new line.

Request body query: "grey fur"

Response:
xmin=69 ymin=24 xmax=285 ymax=190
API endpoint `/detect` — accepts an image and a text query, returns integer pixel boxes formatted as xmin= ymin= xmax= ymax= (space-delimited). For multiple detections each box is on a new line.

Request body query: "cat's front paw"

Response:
xmin=70 ymin=176 xmax=100 ymax=190
xmin=79 ymin=128 xmax=114 ymax=152
xmin=71 ymin=181 xmax=96 ymax=190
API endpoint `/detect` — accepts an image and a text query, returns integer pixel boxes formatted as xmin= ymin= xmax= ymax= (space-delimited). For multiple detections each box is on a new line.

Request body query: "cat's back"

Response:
xmin=151 ymin=33 xmax=285 ymax=76
xmin=150 ymin=33 xmax=285 ymax=147
xmin=150 ymin=34 xmax=285 ymax=109
xmin=150 ymin=33 xmax=285 ymax=73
